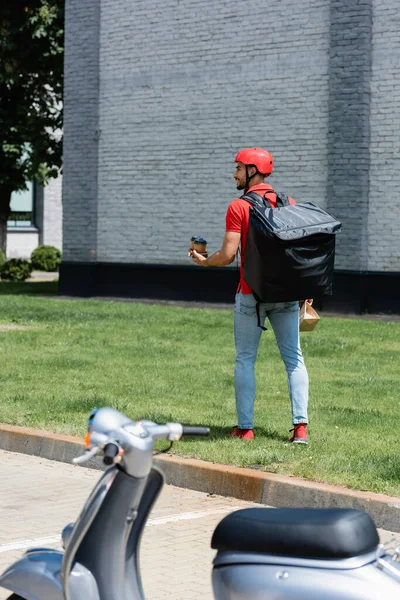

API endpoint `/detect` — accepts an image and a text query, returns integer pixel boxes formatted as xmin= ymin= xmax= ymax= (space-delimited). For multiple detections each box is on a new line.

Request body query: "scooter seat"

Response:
xmin=211 ymin=508 xmax=379 ymax=559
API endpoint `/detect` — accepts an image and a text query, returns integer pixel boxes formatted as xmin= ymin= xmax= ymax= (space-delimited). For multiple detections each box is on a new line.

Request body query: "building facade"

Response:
xmin=7 ymin=175 xmax=63 ymax=260
xmin=60 ymin=0 xmax=400 ymax=313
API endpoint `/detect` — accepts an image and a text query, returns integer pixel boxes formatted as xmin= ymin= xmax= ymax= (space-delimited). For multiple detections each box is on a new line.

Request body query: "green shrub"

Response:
xmin=0 ymin=249 xmax=5 ymax=270
xmin=0 ymin=258 xmax=32 ymax=281
xmin=31 ymin=245 xmax=62 ymax=272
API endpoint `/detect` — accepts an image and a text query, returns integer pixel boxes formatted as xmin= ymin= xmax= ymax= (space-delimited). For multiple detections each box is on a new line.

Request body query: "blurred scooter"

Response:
xmin=0 ymin=407 xmax=399 ymax=599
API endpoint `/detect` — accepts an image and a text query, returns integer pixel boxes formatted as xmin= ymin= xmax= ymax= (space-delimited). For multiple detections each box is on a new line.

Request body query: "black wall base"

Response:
xmin=59 ymin=262 xmax=400 ymax=315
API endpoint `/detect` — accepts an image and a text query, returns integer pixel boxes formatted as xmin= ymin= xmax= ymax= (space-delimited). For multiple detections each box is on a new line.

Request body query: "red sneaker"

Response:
xmin=239 ymin=428 xmax=254 ymax=440
xmin=229 ymin=427 xmax=241 ymax=438
xmin=230 ymin=427 xmax=254 ymax=440
xmin=289 ymin=423 xmax=308 ymax=444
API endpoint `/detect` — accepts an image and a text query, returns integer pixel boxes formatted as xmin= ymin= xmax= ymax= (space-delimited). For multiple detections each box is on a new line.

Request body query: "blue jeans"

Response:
xmin=234 ymin=292 xmax=309 ymax=429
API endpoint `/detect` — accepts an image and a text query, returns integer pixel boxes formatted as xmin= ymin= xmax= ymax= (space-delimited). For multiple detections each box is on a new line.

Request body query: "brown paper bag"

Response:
xmin=299 ymin=300 xmax=320 ymax=332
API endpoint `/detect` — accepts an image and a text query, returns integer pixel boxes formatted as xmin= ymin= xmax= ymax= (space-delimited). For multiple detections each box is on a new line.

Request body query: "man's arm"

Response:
xmin=191 ymin=231 xmax=241 ymax=266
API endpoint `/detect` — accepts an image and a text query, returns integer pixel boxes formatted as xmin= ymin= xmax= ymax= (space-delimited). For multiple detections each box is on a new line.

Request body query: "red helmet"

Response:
xmin=234 ymin=147 xmax=274 ymax=176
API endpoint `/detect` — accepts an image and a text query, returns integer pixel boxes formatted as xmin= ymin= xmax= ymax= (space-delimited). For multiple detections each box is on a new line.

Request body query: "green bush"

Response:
xmin=0 ymin=258 xmax=32 ymax=281
xmin=31 ymin=245 xmax=62 ymax=272
xmin=0 ymin=249 xmax=5 ymax=270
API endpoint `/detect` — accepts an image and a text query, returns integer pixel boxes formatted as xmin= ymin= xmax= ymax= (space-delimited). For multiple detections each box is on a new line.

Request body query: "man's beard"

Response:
xmin=236 ymin=181 xmax=245 ymax=190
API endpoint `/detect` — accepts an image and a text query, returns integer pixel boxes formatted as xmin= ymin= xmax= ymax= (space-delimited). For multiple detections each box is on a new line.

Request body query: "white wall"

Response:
xmin=7 ymin=230 xmax=40 ymax=259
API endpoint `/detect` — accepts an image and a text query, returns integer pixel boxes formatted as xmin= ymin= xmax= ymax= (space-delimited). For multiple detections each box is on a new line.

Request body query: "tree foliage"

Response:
xmin=0 ymin=0 xmax=64 ymax=252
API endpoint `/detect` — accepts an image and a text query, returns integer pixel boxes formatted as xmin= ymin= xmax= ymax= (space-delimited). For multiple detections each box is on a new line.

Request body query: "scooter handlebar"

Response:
xmin=181 ymin=426 xmax=210 ymax=437
xmin=103 ymin=442 xmax=119 ymax=465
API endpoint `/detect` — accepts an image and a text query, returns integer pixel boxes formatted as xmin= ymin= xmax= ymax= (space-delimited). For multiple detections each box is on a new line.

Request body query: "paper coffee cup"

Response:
xmin=193 ymin=236 xmax=207 ymax=253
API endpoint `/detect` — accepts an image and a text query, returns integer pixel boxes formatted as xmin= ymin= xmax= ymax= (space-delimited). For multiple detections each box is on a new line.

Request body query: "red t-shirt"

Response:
xmin=226 ymin=183 xmax=296 ymax=295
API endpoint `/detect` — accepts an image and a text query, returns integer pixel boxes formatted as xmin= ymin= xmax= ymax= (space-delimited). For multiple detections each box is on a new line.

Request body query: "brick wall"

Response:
xmin=62 ymin=0 xmax=330 ymax=264
xmin=368 ymin=0 xmax=400 ymax=272
xmin=43 ymin=175 xmax=63 ymax=250
xmin=95 ymin=0 xmax=330 ymax=264
xmin=62 ymin=0 xmax=100 ymax=262
xmin=327 ymin=0 xmax=372 ymax=271
xmin=62 ymin=0 xmax=400 ymax=275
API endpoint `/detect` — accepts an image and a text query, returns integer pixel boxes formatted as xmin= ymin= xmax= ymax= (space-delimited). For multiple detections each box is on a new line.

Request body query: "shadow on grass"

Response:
xmin=0 ymin=281 xmax=58 ymax=296
xmin=209 ymin=425 xmax=288 ymax=443
xmin=143 ymin=412 xmax=288 ymax=443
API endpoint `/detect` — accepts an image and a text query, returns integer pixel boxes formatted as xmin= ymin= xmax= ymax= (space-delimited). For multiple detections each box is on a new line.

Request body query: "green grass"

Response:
xmin=0 ymin=280 xmax=58 ymax=296
xmin=0 ymin=281 xmax=399 ymax=497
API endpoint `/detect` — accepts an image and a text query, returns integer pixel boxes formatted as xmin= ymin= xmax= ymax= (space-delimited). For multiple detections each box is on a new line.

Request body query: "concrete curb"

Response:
xmin=0 ymin=423 xmax=399 ymax=532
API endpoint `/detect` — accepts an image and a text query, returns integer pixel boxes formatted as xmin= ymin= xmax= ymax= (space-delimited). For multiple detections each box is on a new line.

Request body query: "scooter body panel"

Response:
xmin=0 ymin=550 xmax=100 ymax=600
xmin=212 ymin=551 xmax=400 ymax=599
xmin=125 ymin=466 xmax=165 ymax=600
xmin=0 ymin=550 xmax=63 ymax=600
xmin=61 ymin=465 xmax=118 ymax=594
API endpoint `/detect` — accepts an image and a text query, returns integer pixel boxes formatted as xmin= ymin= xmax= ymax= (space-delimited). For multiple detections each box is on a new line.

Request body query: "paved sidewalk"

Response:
xmin=0 ymin=451 xmax=399 ymax=600
xmin=28 ymin=271 xmax=59 ymax=282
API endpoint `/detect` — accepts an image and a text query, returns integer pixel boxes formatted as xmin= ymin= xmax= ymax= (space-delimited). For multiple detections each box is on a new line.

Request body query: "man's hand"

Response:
xmin=300 ymin=299 xmax=314 ymax=307
xmin=189 ymin=232 xmax=240 ymax=267
xmin=189 ymin=249 xmax=208 ymax=266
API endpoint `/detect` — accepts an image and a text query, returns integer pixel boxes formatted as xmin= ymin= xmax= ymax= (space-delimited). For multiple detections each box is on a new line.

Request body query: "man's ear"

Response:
xmin=248 ymin=165 xmax=257 ymax=178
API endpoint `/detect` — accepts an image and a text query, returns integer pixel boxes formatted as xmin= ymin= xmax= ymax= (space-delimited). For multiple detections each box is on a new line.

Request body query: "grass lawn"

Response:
xmin=0 ymin=281 xmax=399 ymax=497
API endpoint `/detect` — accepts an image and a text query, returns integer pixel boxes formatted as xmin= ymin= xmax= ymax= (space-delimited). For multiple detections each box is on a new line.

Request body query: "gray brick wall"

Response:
xmin=43 ymin=175 xmax=63 ymax=250
xmin=94 ymin=0 xmax=330 ymax=264
xmin=368 ymin=0 xmax=400 ymax=272
xmin=62 ymin=0 xmax=100 ymax=261
xmin=327 ymin=0 xmax=372 ymax=272
xmin=62 ymin=0 xmax=400 ymax=274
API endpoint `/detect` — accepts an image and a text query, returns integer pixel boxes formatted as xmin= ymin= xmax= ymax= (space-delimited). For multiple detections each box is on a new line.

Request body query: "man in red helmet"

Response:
xmin=190 ymin=148 xmax=309 ymax=443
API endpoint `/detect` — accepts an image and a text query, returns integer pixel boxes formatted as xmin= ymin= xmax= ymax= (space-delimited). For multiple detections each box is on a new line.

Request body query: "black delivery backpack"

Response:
xmin=241 ymin=190 xmax=342 ymax=303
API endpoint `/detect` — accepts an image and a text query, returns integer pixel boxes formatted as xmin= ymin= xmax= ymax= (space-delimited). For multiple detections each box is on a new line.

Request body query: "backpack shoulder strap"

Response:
xmin=240 ymin=192 xmax=266 ymax=206
xmin=241 ymin=189 xmax=291 ymax=208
